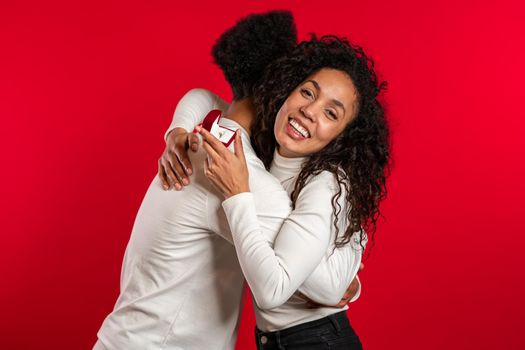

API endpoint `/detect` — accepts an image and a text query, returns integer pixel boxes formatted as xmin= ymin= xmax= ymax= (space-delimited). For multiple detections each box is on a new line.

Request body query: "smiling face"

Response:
xmin=273 ymin=68 xmax=358 ymax=158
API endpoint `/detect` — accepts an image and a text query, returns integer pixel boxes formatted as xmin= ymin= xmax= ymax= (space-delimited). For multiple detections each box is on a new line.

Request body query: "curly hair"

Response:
xmin=212 ymin=10 xmax=297 ymax=100
xmin=251 ymin=35 xmax=390 ymax=253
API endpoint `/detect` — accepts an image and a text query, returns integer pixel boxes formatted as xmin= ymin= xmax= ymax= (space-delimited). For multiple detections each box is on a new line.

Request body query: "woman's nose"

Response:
xmin=300 ymin=104 xmax=316 ymax=122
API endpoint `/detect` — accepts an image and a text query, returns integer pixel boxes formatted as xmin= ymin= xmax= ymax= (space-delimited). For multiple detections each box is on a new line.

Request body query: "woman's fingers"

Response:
xmin=173 ymin=145 xmax=193 ymax=178
xmin=159 ymin=158 xmax=180 ymax=190
xmin=188 ymin=132 xmax=200 ymax=152
xmin=164 ymin=160 xmax=183 ymax=190
xmin=202 ymin=139 xmax=223 ymax=167
xmin=198 ymin=126 xmax=250 ymax=199
xmin=198 ymin=126 xmax=229 ymax=158
xmin=168 ymin=158 xmax=188 ymax=188
xmin=203 ymin=158 xmax=226 ymax=194
xmin=174 ymin=131 xmax=199 ymax=176
xmin=203 ymin=157 xmax=211 ymax=177
xmin=158 ymin=159 xmax=170 ymax=190
xmin=159 ymin=128 xmax=195 ymax=190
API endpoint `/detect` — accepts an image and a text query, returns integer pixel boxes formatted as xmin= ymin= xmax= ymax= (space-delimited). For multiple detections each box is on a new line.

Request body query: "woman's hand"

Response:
xmin=198 ymin=126 xmax=249 ymax=199
xmin=158 ymin=128 xmax=200 ymax=190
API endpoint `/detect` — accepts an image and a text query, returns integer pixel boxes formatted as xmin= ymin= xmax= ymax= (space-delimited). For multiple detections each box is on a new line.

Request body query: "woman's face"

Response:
xmin=274 ymin=68 xmax=358 ymax=158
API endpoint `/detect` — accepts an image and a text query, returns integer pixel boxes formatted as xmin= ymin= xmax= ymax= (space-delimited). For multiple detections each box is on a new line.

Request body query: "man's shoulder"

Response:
xmin=245 ymin=156 xmax=285 ymax=193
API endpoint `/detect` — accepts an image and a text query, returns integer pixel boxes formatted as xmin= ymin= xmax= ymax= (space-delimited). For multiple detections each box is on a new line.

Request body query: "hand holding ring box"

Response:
xmin=194 ymin=110 xmax=238 ymax=147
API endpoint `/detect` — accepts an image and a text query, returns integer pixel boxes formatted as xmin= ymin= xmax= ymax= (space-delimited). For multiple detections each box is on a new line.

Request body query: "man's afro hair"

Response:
xmin=212 ymin=10 xmax=297 ymax=100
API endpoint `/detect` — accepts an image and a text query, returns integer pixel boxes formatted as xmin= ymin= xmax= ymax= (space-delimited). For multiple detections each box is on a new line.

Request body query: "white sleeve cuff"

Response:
xmin=222 ymin=192 xmax=260 ymax=238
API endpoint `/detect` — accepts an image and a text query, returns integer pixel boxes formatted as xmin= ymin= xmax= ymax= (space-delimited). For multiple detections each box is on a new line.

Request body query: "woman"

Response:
xmin=165 ymin=36 xmax=389 ymax=349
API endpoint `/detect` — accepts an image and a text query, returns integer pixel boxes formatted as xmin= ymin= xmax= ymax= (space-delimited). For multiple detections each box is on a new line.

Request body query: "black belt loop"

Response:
xmin=275 ymin=330 xmax=284 ymax=350
xmin=329 ymin=313 xmax=342 ymax=335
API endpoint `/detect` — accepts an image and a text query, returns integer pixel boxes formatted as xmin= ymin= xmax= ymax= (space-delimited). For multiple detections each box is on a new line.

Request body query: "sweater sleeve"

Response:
xmin=297 ymin=172 xmax=364 ymax=305
xmin=222 ymin=171 xmax=359 ymax=310
xmin=164 ymin=88 xmax=229 ymax=140
xmin=297 ymin=241 xmax=363 ymax=305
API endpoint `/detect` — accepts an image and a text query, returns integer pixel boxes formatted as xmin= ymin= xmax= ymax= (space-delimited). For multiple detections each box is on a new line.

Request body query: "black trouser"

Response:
xmin=255 ymin=311 xmax=362 ymax=349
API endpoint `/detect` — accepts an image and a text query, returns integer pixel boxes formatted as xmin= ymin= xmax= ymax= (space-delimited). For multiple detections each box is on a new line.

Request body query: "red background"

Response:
xmin=1 ymin=1 xmax=524 ymax=349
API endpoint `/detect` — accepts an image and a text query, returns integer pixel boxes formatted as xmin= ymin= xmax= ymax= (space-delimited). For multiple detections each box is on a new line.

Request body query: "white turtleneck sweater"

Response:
xmin=168 ymin=88 xmax=364 ymax=331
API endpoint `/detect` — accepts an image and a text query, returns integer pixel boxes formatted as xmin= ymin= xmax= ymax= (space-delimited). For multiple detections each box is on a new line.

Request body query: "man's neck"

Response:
xmin=224 ymin=98 xmax=255 ymax=134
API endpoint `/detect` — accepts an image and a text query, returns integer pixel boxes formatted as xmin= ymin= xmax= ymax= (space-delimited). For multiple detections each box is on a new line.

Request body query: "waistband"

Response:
xmin=255 ymin=311 xmax=348 ymax=340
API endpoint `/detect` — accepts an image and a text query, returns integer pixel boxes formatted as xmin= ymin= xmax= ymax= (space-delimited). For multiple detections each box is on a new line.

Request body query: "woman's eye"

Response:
xmin=300 ymin=89 xmax=313 ymax=98
xmin=326 ymin=110 xmax=337 ymax=120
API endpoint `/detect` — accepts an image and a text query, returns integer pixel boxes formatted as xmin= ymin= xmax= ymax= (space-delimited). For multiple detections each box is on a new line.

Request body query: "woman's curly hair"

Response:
xmin=212 ymin=10 xmax=297 ymax=100
xmin=251 ymin=35 xmax=390 ymax=253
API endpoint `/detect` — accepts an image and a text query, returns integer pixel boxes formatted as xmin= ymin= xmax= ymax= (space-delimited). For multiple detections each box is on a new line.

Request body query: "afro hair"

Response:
xmin=212 ymin=10 xmax=297 ymax=100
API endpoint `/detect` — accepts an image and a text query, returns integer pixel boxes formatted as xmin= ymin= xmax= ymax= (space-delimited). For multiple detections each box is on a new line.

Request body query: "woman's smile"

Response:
xmin=286 ymin=117 xmax=311 ymax=139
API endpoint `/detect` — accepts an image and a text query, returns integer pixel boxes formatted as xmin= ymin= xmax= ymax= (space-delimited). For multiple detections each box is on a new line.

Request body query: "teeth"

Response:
xmin=289 ymin=119 xmax=310 ymax=138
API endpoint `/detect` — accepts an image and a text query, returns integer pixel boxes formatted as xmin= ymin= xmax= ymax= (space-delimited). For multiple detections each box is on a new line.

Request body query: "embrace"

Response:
xmin=95 ymin=10 xmax=389 ymax=350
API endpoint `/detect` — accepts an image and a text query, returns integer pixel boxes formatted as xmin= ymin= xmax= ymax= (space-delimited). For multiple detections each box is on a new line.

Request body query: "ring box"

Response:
xmin=194 ymin=110 xmax=237 ymax=147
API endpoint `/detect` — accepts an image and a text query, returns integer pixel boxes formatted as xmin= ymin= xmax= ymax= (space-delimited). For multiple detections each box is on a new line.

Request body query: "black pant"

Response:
xmin=255 ymin=311 xmax=362 ymax=350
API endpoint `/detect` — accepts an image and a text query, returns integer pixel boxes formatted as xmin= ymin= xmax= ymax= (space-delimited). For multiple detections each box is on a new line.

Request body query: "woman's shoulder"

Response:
xmin=303 ymin=169 xmax=348 ymax=193
xmin=290 ymin=170 xmax=349 ymax=212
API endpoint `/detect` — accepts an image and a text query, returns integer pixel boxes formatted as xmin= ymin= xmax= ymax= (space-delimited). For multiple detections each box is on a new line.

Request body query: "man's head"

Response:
xmin=212 ymin=10 xmax=297 ymax=100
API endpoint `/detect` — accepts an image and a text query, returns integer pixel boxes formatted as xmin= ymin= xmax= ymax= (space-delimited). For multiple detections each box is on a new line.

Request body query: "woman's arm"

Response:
xmin=165 ymin=88 xmax=229 ymax=138
xmin=159 ymin=88 xmax=229 ymax=190
xmin=221 ymin=171 xmax=353 ymax=310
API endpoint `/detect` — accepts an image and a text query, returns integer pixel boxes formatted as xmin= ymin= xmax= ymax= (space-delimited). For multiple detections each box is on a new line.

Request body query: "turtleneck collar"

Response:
xmin=270 ymin=148 xmax=307 ymax=182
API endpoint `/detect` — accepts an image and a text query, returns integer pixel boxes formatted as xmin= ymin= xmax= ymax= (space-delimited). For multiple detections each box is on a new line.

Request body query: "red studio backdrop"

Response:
xmin=1 ymin=1 xmax=524 ymax=349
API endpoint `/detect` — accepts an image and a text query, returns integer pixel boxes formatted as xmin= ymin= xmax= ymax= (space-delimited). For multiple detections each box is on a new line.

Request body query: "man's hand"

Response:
xmin=298 ymin=263 xmax=365 ymax=309
xmin=330 ymin=271 xmax=361 ymax=308
xmin=158 ymin=128 xmax=199 ymax=190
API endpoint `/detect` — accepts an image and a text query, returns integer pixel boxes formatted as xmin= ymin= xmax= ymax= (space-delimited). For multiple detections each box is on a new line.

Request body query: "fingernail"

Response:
xmin=182 ymin=178 xmax=189 ymax=185
xmin=163 ymin=185 xmax=169 ymax=190
xmin=195 ymin=125 xmax=202 ymax=132
xmin=175 ymin=183 xmax=182 ymax=190
xmin=187 ymin=168 xmax=193 ymax=175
